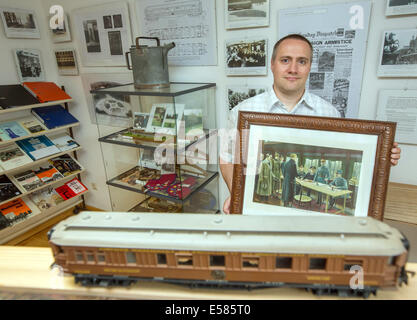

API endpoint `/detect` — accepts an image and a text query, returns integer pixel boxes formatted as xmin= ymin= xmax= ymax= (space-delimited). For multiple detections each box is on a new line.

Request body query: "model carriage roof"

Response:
xmin=50 ymin=211 xmax=406 ymax=256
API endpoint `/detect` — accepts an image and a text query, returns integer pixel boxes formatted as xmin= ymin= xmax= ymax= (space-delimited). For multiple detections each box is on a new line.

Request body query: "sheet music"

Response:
xmin=136 ymin=0 xmax=217 ymax=66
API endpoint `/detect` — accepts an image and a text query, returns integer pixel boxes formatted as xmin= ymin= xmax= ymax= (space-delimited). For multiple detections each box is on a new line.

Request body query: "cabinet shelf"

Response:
xmin=90 ymin=82 xmax=215 ymax=97
xmin=0 ymin=146 xmax=82 ymax=176
xmin=0 ymin=169 xmax=85 ymax=207
xmin=0 ymin=122 xmax=80 ymax=147
xmin=106 ymin=166 xmax=218 ymax=204
xmin=0 ymin=99 xmax=73 ymax=115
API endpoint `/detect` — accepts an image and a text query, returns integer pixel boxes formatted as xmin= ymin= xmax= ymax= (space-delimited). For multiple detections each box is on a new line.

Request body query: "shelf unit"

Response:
xmin=91 ymin=82 xmax=219 ymax=214
xmin=0 ymin=93 xmax=86 ymax=243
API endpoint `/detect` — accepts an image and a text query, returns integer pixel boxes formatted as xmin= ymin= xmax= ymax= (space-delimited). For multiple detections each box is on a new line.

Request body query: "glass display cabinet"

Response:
xmin=91 ymin=82 xmax=219 ymax=214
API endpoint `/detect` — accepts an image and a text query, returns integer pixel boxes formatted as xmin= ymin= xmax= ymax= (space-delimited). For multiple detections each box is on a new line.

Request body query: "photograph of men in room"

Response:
xmin=252 ymin=140 xmax=363 ymax=216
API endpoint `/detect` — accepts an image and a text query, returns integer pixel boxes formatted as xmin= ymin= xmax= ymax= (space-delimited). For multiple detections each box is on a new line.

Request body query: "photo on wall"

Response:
xmin=81 ymin=73 xmax=133 ymax=127
xmin=227 ymin=86 xmax=267 ymax=111
xmin=225 ymin=0 xmax=270 ymax=30
xmin=378 ymin=29 xmax=417 ymax=77
xmin=13 ymin=49 xmax=45 ymax=82
xmin=0 ymin=7 xmax=40 ymax=38
xmin=225 ymin=37 xmax=268 ymax=76
xmin=73 ymin=2 xmax=132 ymax=66
xmin=50 ymin=13 xmax=71 ymax=43
xmin=386 ymin=0 xmax=417 ymax=16
xmin=54 ymin=49 xmax=79 ymax=76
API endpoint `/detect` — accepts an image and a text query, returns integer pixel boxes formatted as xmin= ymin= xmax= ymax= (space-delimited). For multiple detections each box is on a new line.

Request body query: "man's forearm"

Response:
xmin=219 ymin=157 xmax=234 ymax=193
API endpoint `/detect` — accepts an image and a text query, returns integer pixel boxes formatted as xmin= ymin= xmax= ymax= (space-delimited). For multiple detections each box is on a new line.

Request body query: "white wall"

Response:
xmin=1 ymin=0 xmax=416 ymax=212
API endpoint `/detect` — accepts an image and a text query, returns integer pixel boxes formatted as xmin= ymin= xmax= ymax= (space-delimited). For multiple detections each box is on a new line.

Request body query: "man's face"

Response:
xmin=271 ymin=38 xmax=312 ymax=96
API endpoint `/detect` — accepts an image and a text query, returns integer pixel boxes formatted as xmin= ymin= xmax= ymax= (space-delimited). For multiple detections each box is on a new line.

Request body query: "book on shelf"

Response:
xmin=12 ymin=169 xmax=44 ymax=192
xmin=55 ymin=178 xmax=88 ymax=200
xmin=0 ymin=84 xmax=40 ymax=110
xmin=16 ymin=135 xmax=61 ymax=160
xmin=17 ymin=116 xmax=46 ymax=134
xmin=30 ymin=186 xmax=65 ymax=211
xmin=0 ymin=143 xmax=33 ymax=171
xmin=0 ymin=174 xmax=22 ymax=202
xmin=0 ymin=121 xmax=30 ymax=139
xmin=22 ymin=82 xmax=72 ymax=103
xmin=32 ymin=163 xmax=64 ymax=183
xmin=48 ymin=154 xmax=82 ymax=177
xmin=0 ymin=197 xmax=34 ymax=225
xmin=47 ymin=133 xmax=80 ymax=152
xmin=31 ymin=105 xmax=78 ymax=129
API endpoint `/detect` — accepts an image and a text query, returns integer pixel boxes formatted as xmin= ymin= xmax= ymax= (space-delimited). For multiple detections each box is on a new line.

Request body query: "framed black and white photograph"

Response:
xmin=225 ymin=0 xmax=270 ymax=30
xmin=73 ymin=2 xmax=132 ymax=66
xmin=51 ymin=14 xmax=71 ymax=43
xmin=227 ymin=86 xmax=267 ymax=110
xmin=81 ymin=73 xmax=133 ymax=126
xmin=0 ymin=7 xmax=40 ymax=39
xmin=378 ymin=29 xmax=417 ymax=77
xmin=230 ymin=112 xmax=396 ymax=221
xmin=386 ymin=0 xmax=417 ymax=16
xmin=226 ymin=38 xmax=268 ymax=76
xmin=13 ymin=49 xmax=45 ymax=82
xmin=54 ymin=49 xmax=78 ymax=76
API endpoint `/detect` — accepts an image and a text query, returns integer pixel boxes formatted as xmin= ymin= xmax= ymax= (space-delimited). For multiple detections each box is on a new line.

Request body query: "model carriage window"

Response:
xmin=157 ymin=253 xmax=167 ymax=265
xmin=176 ymin=254 xmax=193 ymax=266
xmin=276 ymin=257 xmax=293 ymax=269
xmin=75 ymin=251 xmax=84 ymax=262
xmin=86 ymin=252 xmax=95 ymax=263
xmin=97 ymin=252 xmax=106 ymax=263
xmin=309 ymin=258 xmax=327 ymax=270
xmin=343 ymin=260 xmax=363 ymax=271
xmin=242 ymin=257 xmax=259 ymax=268
xmin=126 ymin=252 xmax=137 ymax=264
xmin=210 ymin=255 xmax=225 ymax=267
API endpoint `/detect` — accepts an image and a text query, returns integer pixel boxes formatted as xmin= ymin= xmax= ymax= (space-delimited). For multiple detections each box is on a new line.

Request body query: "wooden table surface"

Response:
xmin=0 ymin=246 xmax=416 ymax=300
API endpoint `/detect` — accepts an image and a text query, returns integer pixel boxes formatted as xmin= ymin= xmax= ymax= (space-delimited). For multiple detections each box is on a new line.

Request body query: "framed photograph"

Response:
xmin=13 ymin=49 xmax=45 ymax=82
xmin=227 ymin=86 xmax=267 ymax=111
xmin=230 ymin=112 xmax=396 ymax=221
xmin=54 ymin=49 xmax=78 ymax=76
xmin=386 ymin=0 xmax=417 ymax=16
xmin=81 ymin=73 xmax=133 ymax=126
xmin=225 ymin=0 xmax=270 ymax=30
xmin=159 ymin=104 xmax=184 ymax=135
xmin=146 ymin=104 xmax=167 ymax=133
xmin=51 ymin=14 xmax=71 ymax=43
xmin=73 ymin=1 xmax=132 ymax=66
xmin=133 ymin=112 xmax=150 ymax=131
xmin=378 ymin=29 xmax=417 ymax=77
xmin=226 ymin=37 xmax=268 ymax=76
xmin=0 ymin=7 xmax=40 ymax=39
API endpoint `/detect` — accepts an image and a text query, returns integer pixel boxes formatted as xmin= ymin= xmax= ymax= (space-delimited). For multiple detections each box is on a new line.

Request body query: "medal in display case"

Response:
xmin=91 ymin=82 xmax=219 ymax=213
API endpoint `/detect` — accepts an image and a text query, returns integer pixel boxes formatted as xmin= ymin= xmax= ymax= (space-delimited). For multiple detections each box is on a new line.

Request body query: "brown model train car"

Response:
xmin=48 ymin=211 xmax=411 ymax=297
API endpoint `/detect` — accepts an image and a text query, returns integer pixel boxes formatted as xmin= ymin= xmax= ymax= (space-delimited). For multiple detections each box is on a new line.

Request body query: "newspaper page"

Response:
xmin=377 ymin=90 xmax=417 ymax=145
xmin=136 ymin=0 xmax=217 ymax=66
xmin=278 ymin=1 xmax=371 ymax=118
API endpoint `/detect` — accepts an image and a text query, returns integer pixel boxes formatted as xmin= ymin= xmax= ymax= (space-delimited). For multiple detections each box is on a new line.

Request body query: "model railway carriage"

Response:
xmin=48 ymin=212 xmax=410 ymax=297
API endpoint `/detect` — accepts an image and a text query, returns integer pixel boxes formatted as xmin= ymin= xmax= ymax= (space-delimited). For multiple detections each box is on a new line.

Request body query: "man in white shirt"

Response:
xmin=219 ymin=34 xmax=401 ymax=214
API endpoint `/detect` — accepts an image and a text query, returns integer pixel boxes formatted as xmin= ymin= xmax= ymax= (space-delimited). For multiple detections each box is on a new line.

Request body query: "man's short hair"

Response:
xmin=271 ymin=33 xmax=313 ymax=62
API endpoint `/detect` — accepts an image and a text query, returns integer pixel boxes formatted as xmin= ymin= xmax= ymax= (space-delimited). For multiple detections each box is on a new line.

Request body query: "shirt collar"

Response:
xmin=268 ymin=87 xmax=315 ymax=113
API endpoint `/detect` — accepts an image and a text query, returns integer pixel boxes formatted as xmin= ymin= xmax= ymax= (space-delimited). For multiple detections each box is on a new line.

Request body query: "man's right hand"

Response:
xmin=223 ymin=196 xmax=231 ymax=214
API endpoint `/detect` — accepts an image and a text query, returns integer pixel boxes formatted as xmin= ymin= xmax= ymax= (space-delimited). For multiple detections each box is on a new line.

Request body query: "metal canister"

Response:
xmin=126 ymin=37 xmax=175 ymax=89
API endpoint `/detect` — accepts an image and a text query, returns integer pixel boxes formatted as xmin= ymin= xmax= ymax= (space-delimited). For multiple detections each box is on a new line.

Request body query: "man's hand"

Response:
xmin=391 ymin=142 xmax=401 ymax=166
xmin=223 ymin=196 xmax=231 ymax=214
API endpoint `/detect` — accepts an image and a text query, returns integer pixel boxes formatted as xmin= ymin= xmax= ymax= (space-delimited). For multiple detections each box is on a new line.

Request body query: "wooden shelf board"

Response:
xmin=0 ymin=99 xmax=73 ymax=115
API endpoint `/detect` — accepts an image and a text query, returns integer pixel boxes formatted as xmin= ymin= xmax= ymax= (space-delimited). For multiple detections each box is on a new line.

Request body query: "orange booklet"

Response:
xmin=22 ymin=82 xmax=72 ymax=102
xmin=0 ymin=198 xmax=32 ymax=221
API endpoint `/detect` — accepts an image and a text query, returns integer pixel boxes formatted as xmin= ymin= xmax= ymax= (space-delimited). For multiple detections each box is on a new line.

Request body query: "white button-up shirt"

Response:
xmin=220 ymin=88 xmax=341 ymax=163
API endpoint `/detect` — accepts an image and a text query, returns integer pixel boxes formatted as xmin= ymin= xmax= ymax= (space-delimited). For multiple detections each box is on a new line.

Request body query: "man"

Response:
xmin=328 ymin=170 xmax=348 ymax=210
xmin=271 ymin=152 xmax=282 ymax=197
xmin=281 ymin=153 xmax=298 ymax=207
xmin=301 ymin=166 xmax=316 ymax=197
xmin=220 ymin=34 xmax=401 ymax=214
xmin=313 ymin=158 xmax=330 ymax=206
xmin=255 ymin=153 xmax=273 ymax=202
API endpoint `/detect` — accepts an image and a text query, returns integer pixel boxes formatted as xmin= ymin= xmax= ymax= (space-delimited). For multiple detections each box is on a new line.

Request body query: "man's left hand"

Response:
xmin=391 ymin=142 xmax=401 ymax=166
